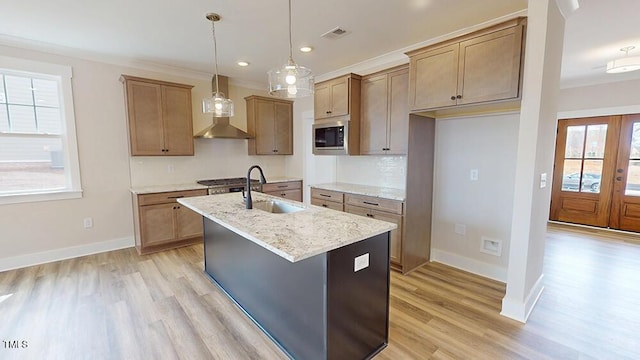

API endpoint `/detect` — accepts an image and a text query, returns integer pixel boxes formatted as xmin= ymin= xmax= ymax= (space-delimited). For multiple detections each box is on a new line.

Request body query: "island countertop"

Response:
xmin=178 ymin=192 xmax=397 ymax=262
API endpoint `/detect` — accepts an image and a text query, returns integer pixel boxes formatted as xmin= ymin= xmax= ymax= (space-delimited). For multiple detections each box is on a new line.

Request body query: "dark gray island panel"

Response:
xmin=203 ymin=219 xmax=390 ymax=360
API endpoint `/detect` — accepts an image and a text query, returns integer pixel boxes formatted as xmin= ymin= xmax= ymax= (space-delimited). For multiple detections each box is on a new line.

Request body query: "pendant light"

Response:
xmin=268 ymin=0 xmax=314 ymax=98
xmin=606 ymin=46 xmax=640 ymax=74
xmin=202 ymin=13 xmax=234 ymax=117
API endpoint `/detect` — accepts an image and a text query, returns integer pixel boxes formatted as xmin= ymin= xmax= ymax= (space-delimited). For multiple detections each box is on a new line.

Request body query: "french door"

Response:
xmin=550 ymin=114 xmax=640 ymax=232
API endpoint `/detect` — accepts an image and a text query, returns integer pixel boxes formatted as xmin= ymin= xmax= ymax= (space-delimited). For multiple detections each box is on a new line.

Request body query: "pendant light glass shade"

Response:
xmin=606 ymin=46 xmax=640 ymax=74
xmin=202 ymin=13 xmax=234 ymax=117
xmin=268 ymin=0 xmax=314 ymax=98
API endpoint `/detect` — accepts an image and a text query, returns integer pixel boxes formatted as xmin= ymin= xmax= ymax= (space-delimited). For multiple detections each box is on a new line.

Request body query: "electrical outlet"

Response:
xmin=454 ymin=223 xmax=466 ymax=235
xmin=480 ymin=237 xmax=502 ymax=256
xmin=354 ymin=253 xmax=369 ymax=272
xmin=540 ymin=173 xmax=547 ymax=189
xmin=83 ymin=217 xmax=93 ymax=229
xmin=167 ymin=164 xmax=175 ymax=173
xmin=470 ymin=169 xmax=479 ymax=181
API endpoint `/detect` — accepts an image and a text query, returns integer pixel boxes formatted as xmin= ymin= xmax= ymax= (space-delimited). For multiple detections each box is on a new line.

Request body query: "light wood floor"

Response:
xmin=1 ymin=223 xmax=639 ymax=359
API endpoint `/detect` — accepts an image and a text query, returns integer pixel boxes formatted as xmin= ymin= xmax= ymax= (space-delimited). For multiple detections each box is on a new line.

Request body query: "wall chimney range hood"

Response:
xmin=195 ymin=75 xmax=252 ymax=139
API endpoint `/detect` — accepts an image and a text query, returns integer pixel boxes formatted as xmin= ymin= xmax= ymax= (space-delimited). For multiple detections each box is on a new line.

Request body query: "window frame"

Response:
xmin=0 ymin=56 xmax=82 ymax=205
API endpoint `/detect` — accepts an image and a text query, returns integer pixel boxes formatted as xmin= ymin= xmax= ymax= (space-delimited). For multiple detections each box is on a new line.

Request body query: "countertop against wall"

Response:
xmin=130 ymin=176 xmax=303 ymax=195
xmin=311 ymin=182 xmax=406 ymax=202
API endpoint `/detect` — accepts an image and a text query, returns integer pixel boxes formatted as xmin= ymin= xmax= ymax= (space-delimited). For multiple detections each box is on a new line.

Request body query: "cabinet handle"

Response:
xmin=320 ymin=194 xmax=331 ymax=198
xmin=363 ymin=201 xmax=379 ymax=206
xmin=322 ymin=204 xmax=328 ymax=207
xmin=278 ymin=185 xmax=288 ymax=188
xmin=366 ymin=213 xmax=374 ymax=217
xmin=326 ymin=111 xmax=332 ymax=114
xmin=168 ymin=195 xmax=184 ymax=199
xmin=450 ymin=96 xmax=456 ymax=100
xmin=281 ymin=193 xmax=286 ymax=196
xmin=456 ymin=94 xmax=462 ymax=99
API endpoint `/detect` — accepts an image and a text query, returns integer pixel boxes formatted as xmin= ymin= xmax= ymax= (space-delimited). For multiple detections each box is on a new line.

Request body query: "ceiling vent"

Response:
xmin=321 ymin=26 xmax=349 ymax=40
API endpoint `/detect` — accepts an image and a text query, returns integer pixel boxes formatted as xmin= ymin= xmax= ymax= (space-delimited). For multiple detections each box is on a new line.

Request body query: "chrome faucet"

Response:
xmin=245 ymin=165 xmax=267 ymax=209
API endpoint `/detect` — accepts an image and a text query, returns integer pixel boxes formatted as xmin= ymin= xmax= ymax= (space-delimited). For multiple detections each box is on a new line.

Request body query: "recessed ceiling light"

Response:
xmin=237 ymin=61 xmax=250 ymax=67
xmin=299 ymin=46 xmax=313 ymax=53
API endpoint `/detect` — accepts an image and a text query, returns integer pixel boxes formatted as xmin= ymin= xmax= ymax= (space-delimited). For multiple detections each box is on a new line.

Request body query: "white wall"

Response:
xmin=431 ymin=113 xmax=519 ymax=281
xmin=0 ymin=44 xmax=294 ymax=271
xmin=336 ymin=156 xmax=407 ymax=189
xmin=558 ymin=78 xmax=640 ymax=115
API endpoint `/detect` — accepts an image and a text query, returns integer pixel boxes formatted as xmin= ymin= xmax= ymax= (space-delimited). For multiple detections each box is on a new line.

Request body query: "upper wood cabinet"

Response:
xmin=360 ymin=65 xmax=409 ymax=155
xmin=120 ymin=75 xmax=194 ymax=156
xmin=406 ymin=18 xmax=526 ymax=112
xmin=314 ymin=74 xmax=361 ymax=120
xmin=246 ymin=95 xmax=293 ymax=155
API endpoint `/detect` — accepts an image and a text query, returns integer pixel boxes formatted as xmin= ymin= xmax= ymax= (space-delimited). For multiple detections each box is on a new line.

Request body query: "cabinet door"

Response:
xmin=387 ymin=68 xmax=409 ymax=155
xmin=457 ymin=25 xmax=523 ymax=105
xmin=409 ymin=43 xmax=459 ymax=111
xmin=329 ymin=77 xmax=349 ymax=117
xmin=139 ymin=203 xmax=176 ymax=246
xmin=311 ymin=198 xmax=344 ymax=211
xmin=162 ymin=86 xmax=194 ymax=155
xmin=274 ymin=101 xmax=293 ymax=155
xmin=266 ymin=189 xmax=302 ymax=202
xmin=126 ymin=81 xmax=165 ymax=155
xmin=314 ymin=82 xmax=331 ymax=119
xmin=255 ymin=99 xmax=277 ymax=154
xmin=344 ymin=205 xmax=402 ymax=264
xmin=175 ymin=205 xmax=203 ymax=240
xmin=360 ymin=74 xmax=388 ymax=155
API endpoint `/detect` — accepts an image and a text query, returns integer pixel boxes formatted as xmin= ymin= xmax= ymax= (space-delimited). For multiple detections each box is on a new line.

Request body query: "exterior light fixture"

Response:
xmin=268 ymin=0 xmax=314 ymax=98
xmin=202 ymin=13 xmax=234 ymax=117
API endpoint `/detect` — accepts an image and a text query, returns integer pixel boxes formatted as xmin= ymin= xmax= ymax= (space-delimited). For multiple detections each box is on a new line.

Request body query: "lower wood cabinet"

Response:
xmin=311 ymin=187 xmax=408 ymax=271
xmin=132 ymin=189 xmax=207 ymax=255
xmin=262 ymin=180 xmax=302 ymax=202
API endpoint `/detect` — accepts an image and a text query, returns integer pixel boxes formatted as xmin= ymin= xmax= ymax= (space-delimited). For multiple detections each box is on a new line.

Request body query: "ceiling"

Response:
xmin=0 ymin=0 xmax=639 ymax=89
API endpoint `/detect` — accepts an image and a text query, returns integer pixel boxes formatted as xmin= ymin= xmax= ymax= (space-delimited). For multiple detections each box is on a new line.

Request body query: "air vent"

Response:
xmin=321 ymin=26 xmax=349 ymax=40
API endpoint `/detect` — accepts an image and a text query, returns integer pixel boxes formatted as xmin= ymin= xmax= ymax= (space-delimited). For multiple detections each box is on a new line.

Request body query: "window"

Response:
xmin=0 ymin=56 xmax=82 ymax=204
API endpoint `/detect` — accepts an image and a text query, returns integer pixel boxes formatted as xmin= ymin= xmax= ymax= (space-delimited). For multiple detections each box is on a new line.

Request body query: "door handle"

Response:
xmin=617 ymin=168 xmax=624 ymax=173
xmin=616 ymin=176 xmax=623 ymax=181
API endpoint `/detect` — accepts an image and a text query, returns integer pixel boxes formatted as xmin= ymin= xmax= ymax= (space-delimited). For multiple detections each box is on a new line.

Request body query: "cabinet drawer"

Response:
xmin=344 ymin=204 xmax=403 ymax=264
xmin=262 ymin=181 xmax=302 ymax=192
xmin=310 ymin=188 xmax=344 ymax=203
xmin=311 ymin=198 xmax=344 ymax=211
xmin=138 ymin=189 xmax=207 ymax=206
xmin=264 ymin=189 xmax=302 ymax=202
xmin=345 ymin=194 xmax=403 ymax=214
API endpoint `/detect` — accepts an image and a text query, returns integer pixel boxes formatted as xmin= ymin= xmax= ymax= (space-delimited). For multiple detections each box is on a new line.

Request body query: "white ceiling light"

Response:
xmin=268 ymin=0 xmax=314 ymax=98
xmin=606 ymin=46 xmax=640 ymax=74
xmin=202 ymin=13 xmax=234 ymax=117
xmin=299 ymin=46 xmax=313 ymax=53
xmin=237 ymin=61 xmax=250 ymax=67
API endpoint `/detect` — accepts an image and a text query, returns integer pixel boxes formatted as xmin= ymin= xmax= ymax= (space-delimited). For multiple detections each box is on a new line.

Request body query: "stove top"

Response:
xmin=197 ymin=177 xmax=260 ymax=187
xmin=197 ymin=177 xmax=262 ymax=195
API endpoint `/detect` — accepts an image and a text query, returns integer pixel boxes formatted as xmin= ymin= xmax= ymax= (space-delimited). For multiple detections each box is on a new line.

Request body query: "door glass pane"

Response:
xmin=565 ymin=126 xmax=585 ymax=158
xmin=631 ymin=122 xmax=640 ymax=158
xmin=562 ymin=159 xmax=582 ymax=192
xmin=626 ymin=161 xmax=640 ymax=196
xmin=582 ymin=160 xmax=603 ymax=193
xmin=585 ymin=124 xmax=607 ymax=158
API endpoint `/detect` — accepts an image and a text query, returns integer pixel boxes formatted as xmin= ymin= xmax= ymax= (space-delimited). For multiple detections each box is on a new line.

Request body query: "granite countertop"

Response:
xmin=266 ymin=176 xmax=303 ymax=183
xmin=311 ymin=182 xmax=405 ymax=201
xmin=178 ymin=192 xmax=396 ymax=263
xmin=130 ymin=183 xmax=208 ymax=194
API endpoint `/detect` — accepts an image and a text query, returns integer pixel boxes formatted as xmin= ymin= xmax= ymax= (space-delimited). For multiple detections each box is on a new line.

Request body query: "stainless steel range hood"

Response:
xmin=195 ymin=75 xmax=252 ymax=139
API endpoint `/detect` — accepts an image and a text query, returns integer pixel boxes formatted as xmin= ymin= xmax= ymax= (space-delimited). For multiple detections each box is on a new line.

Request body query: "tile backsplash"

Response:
xmin=336 ymin=156 xmax=406 ymax=189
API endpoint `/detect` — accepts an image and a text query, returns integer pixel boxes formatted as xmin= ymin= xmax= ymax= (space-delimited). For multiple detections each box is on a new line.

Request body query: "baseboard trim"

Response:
xmin=0 ymin=237 xmax=134 ymax=272
xmin=430 ymin=249 xmax=507 ymax=282
xmin=500 ymin=274 xmax=545 ymax=323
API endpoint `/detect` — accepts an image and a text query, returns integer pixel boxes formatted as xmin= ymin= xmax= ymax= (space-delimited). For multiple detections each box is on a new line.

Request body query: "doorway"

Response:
xmin=550 ymin=114 xmax=640 ymax=232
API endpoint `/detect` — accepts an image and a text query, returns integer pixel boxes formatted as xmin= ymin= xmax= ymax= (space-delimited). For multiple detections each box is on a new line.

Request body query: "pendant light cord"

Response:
xmin=212 ymin=19 xmax=220 ymax=94
xmin=288 ymin=0 xmax=294 ymax=64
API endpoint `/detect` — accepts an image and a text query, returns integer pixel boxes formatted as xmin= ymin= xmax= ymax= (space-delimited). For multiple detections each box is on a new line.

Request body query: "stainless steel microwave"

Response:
xmin=313 ymin=121 xmax=350 ymax=155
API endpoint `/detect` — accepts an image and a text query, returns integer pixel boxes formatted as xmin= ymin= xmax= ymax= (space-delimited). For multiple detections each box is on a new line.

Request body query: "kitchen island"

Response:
xmin=178 ymin=192 xmax=396 ymax=360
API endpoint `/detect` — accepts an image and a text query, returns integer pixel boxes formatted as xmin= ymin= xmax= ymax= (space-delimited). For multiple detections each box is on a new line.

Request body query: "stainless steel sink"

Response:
xmin=253 ymin=200 xmax=304 ymax=214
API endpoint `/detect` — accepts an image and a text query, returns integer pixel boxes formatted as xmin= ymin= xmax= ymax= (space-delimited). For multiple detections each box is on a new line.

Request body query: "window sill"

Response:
xmin=0 ymin=189 xmax=83 ymax=205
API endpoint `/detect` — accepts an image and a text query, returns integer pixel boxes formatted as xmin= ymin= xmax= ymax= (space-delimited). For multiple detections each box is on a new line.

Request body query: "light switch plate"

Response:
xmin=540 ymin=173 xmax=547 ymax=188
xmin=470 ymin=169 xmax=479 ymax=181
xmin=354 ymin=253 xmax=369 ymax=272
